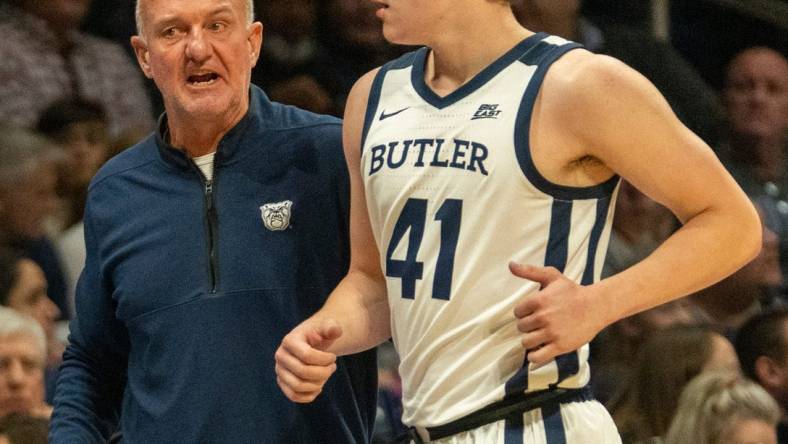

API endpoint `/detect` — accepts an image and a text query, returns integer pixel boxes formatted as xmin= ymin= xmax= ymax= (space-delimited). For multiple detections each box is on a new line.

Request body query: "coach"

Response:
xmin=49 ymin=0 xmax=377 ymax=442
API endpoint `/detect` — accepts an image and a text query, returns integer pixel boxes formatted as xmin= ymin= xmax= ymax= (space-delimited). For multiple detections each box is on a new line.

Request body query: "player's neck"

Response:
xmin=423 ymin=13 xmax=533 ymax=96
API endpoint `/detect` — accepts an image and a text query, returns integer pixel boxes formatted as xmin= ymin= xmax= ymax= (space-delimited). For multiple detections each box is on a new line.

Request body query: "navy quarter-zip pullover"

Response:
xmin=51 ymin=86 xmax=377 ymax=443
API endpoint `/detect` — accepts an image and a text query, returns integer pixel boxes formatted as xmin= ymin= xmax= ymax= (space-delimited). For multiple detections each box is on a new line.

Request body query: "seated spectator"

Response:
xmin=0 ymin=414 xmax=49 ymax=444
xmin=313 ymin=0 xmax=405 ymax=113
xmin=36 ymin=98 xmax=111 ymax=315
xmin=0 ymin=248 xmax=62 ymax=404
xmin=602 ymin=180 xmax=678 ymax=278
xmin=0 ymin=0 xmax=153 ymax=137
xmin=252 ymin=0 xmax=320 ymax=88
xmin=719 ymin=47 xmax=788 ymax=286
xmin=0 ymin=126 xmax=69 ymax=320
xmin=610 ymin=326 xmax=739 ymax=443
xmin=0 ymin=307 xmax=50 ymax=420
xmin=37 ymin=98 xmax=109 ymax=233
xmin=689 ymin=203 xmax=783 ymax=335
xmin=665 ymin=371 xmax=780 ymax=444
xmin=591 ymin=297 xmax=699 ymax=405
xmin=735 ymin=308 xmax=788 ymax=443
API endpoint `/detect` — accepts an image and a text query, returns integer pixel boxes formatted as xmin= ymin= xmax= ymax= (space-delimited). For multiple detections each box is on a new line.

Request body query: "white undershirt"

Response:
xmin=193 ymin=152 xmax=215 ymax=181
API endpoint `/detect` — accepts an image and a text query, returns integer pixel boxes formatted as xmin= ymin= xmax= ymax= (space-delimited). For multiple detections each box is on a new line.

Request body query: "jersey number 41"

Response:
xmin=386 ymin=198 xmax=462 ymax=301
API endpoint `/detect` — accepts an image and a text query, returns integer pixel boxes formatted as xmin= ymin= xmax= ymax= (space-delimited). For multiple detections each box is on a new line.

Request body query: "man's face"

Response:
xmin=131 ymin=0 xmax=262 ymax=124
xmin=6 ymin=260 xmax=59 ymax=342
xmin=0 ymin=334 xmax=45 ymax=418
xmin=724 ymin=48 xmax=788 ymax=141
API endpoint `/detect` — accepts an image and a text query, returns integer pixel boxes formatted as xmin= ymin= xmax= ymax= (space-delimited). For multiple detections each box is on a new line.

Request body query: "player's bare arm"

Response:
xmin=513 ymin=50 xmax=761 ymax=365
xmin=276 ymin=69 xmax=391 ymax=403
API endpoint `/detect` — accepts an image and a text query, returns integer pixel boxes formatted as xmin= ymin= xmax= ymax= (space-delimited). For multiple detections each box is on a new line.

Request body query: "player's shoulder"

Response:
xmin=545 ymin=50 xmax=653 ymax=116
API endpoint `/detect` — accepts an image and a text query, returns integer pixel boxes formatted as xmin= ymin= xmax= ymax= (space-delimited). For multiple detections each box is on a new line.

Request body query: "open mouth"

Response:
xmin=188 ymin=73 xmax=220 ymax=86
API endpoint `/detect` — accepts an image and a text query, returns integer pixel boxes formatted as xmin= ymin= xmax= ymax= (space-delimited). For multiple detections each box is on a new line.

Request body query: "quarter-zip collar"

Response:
xmin=154 ymin=86 xmax=262 ymax=170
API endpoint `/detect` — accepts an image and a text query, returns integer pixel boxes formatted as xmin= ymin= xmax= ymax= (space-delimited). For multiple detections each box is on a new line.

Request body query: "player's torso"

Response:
xmin=361 ymin=33 xmax=620 ymax=427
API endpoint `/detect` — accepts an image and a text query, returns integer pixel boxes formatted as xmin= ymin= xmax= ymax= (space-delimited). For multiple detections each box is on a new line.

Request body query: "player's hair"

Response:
xmin=664 ymin=371 xmax=780 ymax=444
xmin=135 ymin=0 xmax=255 ymax=39
xmin=0 ymin=307 xmax=46 ymax=366
xmin=735 ymin=307 xmax=788 ymax=381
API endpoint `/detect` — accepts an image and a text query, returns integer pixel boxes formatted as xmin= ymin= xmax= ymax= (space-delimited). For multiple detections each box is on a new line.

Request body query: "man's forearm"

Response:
xmin=313 ymin=269 xmax=391 ymax=356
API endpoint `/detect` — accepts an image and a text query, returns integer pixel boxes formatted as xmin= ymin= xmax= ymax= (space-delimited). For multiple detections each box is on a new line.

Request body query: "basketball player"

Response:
xmin=275 ymin=0 xmax=761 ymax=441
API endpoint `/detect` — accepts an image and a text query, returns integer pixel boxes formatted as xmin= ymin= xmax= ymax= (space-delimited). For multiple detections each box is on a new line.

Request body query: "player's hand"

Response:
xmin=510 ymin=262 xmax=605 ymax=366
xmin=275 ymin=319 xmax=342 ymax=403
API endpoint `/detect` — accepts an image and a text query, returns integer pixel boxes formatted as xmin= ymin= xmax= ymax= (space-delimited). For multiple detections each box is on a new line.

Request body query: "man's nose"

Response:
xmin=185 ymin=29 xmax=212 ymax=63
xmin=4 ymin=361 xmax=26 ymax=388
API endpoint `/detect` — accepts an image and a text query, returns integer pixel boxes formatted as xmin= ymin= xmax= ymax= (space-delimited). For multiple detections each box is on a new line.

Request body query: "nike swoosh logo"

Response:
xmin=379 ymin=107 xmax=410 ymax=121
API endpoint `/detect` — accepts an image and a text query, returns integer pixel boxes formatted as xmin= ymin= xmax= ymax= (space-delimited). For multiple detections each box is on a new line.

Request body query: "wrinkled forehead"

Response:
xmin=0 ymin=334 xmax=44 ymax=362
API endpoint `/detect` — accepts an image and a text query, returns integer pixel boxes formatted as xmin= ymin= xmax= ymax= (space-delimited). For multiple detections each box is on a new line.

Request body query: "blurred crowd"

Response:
xmin=0 ymin=0 xmax=785 ymax=443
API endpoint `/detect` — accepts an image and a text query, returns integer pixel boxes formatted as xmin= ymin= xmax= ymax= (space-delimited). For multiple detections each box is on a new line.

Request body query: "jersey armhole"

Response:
xmin=513 ymin=43 xmax=620 ymax=201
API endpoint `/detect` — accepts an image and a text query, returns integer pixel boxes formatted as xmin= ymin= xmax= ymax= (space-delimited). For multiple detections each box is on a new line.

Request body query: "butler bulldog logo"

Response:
xmin=260 ymin=200 xmax=292 ymax=231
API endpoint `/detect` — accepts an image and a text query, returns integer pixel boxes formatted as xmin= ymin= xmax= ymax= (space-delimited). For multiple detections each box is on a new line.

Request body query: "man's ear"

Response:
xmin=131 ymin=36 xmax=154 ymax=79
xmin=755 ymin=355 xmax=785 ymax=390
xmin=248 ymin=22 xmax=263 ymax=68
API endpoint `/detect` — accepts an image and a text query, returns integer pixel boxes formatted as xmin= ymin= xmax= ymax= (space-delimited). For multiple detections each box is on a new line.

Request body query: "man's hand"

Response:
xmin=275 ymin=319 xmax=343 ymax=403
xmin=510 ymin=262 xmax=606 ymax=366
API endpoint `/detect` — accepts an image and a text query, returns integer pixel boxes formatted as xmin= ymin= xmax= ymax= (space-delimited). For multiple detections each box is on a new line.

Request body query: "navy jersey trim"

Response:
xmin=410 ymin=32 xmax=547 ymax=110
xmin=514 ymin=42 xmax=620 ymax=201
xmin=581 ymin=196 xmax=615 ymax=285
xmin=360 ymin=51 xmax=420 ymax=155
xmin=544 ymin=201 xmax=580 ymax=386
xmin=542 ymin=403 xmax=568 ymax=444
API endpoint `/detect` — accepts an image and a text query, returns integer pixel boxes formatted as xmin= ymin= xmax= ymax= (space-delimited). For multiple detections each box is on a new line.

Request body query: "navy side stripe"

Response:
xmin=504 ymin=413 xmax=524 ymax=444
xmin=542 ymin=403 xmax=568 ymax=444
xmin=505 ymin=200 xmax=574 ymax=397
xmin=581 ymin=197 xmax=614 ymax=286
xmin=544 ymin=200 xmax=572 ymax=271
xmin=544 ymin=201 xmax=580 ymax=385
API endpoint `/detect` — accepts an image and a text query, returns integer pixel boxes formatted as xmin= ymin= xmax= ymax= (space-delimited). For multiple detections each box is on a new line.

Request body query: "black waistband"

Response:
xmin=404 ymin=387 xmax=592 ymax=443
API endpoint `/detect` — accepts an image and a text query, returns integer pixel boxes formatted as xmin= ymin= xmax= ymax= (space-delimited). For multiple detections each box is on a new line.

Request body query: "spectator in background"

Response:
xmin=610 ymin=326 xmax=739 ymax=443
xmin=252 ymin=0 xmax=320 ymax=88
xmin=0 ymin=0 xmax=154 ymax=138
xmin=512 ymin=0 xmax=723 ymax=147
xmin=720 ymin=47 xmax=788 ymax=288
xmin=591 ymin=298 xmax=698 ymax=405
xmin=689 ymin=204 xmax=783 ymax=336
xmin=0 ymin=126 xmax=69 ymax=320
xmin=602 ymin=180 xmax=678 ymax=278
xmin=313 ymin=0 xmax=403 ymax=113
xmin=0 ymin=307 xmax=50 ymax=420
xmin=36 ymin=99 xmax=111 ymax=316
xmin=0 ymin=414 xmax=49 ymax=444
xmin=735 ymin=308 xmax=788 ymax=442
xmin=0 ymin=249 xmax=62 ymax=403
xmin=37 ymin=98 xmax=109 ymax=233
xmin=665 ymin=371 xmax=779 ymax=444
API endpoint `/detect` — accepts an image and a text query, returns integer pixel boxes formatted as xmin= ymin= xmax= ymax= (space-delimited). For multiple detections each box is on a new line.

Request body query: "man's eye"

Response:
xmin=209 ymin=22 xmax=226 ymax=32
xmin=162 ymin=27 xmax=179 ymax=38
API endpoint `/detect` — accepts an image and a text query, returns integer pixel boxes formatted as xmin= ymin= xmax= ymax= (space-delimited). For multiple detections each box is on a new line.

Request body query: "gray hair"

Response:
xmin=665 ymin=371 xmax=781 ymax=444
xmin=0 ymin=307 xmax=46 ymax=366
xmin=0 ymin=126 xmax=62 ymax=188
xmin=135 ymin=0 xmax=255 ymax=39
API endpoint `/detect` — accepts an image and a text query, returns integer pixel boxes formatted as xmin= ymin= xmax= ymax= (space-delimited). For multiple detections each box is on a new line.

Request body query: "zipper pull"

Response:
xmin=205 ymin=180 xmax=213 ymax=210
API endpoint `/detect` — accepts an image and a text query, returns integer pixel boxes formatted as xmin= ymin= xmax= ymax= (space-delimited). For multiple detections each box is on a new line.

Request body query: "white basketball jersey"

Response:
xmin=360 ymin=33 xmax=620 ymax=427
